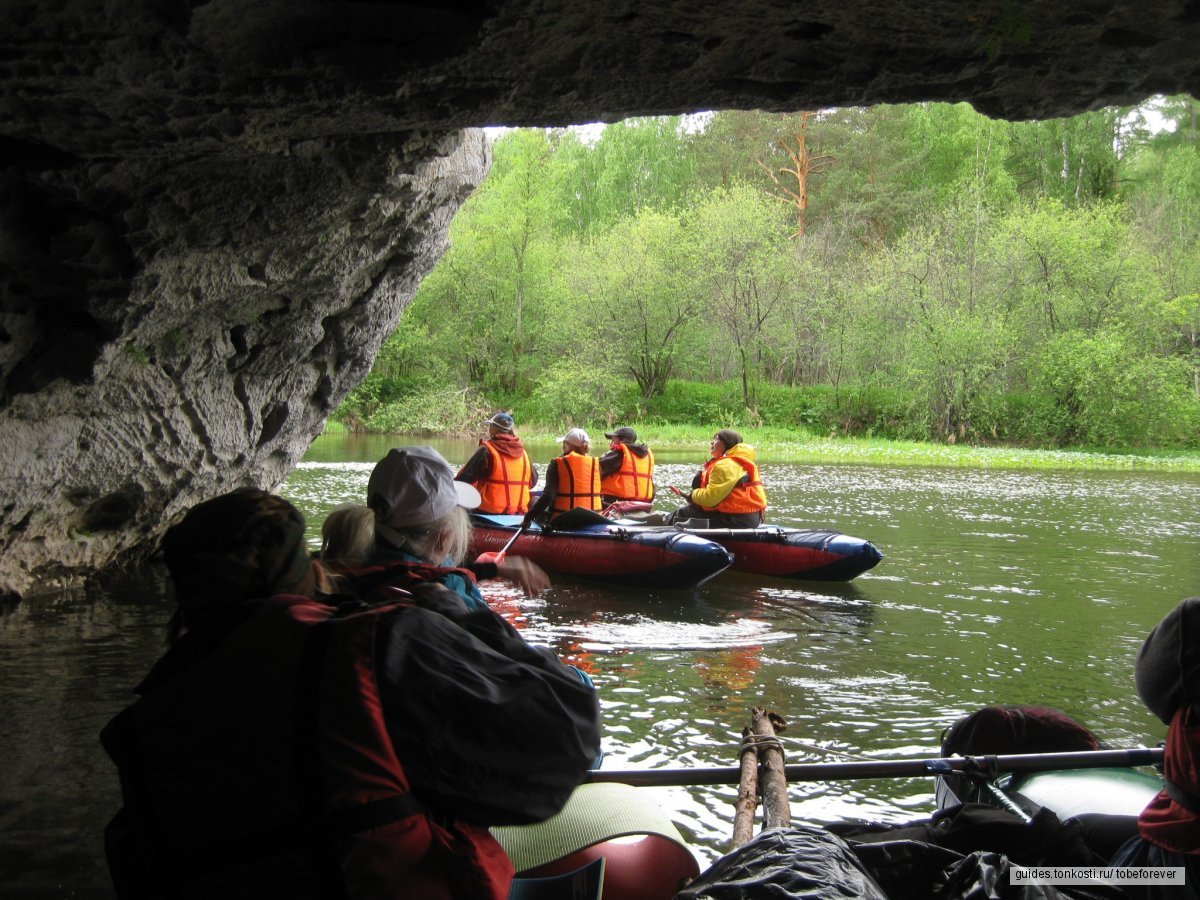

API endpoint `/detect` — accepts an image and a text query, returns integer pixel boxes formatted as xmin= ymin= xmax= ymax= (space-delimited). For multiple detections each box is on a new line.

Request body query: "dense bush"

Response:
xmin=360 ymin=386 xmax=491 ymax=435
xmin=519 ymin=362 xmax=635 ymax=430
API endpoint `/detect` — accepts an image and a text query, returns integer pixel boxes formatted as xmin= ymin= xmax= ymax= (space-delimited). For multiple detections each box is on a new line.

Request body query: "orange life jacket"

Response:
xmin=101 ymin=596 xmax=512 ymax=900
xmin=700 ymin=455 xmax=767 ymax=514
xmin=600 ymin=444 xmax=655 ymax=502
xmin=476 ymin=441 xmax=533 ymax=514
xmin=551 ymin=453 xmax=602 ymax=515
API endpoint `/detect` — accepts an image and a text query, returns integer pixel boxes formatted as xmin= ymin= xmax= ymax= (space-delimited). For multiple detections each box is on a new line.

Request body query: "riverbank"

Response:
xmin=320 ymin=421 xmax=1200 ymax=472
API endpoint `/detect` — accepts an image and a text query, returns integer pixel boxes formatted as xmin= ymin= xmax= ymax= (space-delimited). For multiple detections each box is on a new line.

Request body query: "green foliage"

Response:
xmin=124 ymin=342 xmax=150 ymax=365
xmin=646 ymin=380 xmax=749 ymax=425
xmin=340 ymin=97 xmax=1200 ymax=450
xmin=1005 ymin=109 xmax=1124 ymax=203
xmin=549 ymin=117 xmax=701 ymax=238
xmin=1023 ymin=329 xmax=1198 ymax=448
xmin=683 ymin=184 xmax=797 ymax=408
xmin=363 ymin=386 xmax=490 ymax=435
xmin=565 ymin=208 xmax=697 ymax=399
xmin=905 ymin=104 xmax=1017 ymax=208
xmin=396 ymin=128 xmax=566 ymax=395
xmin=522 ymin=361 xmax=634 ymax=430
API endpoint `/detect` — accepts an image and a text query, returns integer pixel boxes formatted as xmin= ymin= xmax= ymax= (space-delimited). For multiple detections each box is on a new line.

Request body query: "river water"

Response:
xmin=3 ymin=432 xmax=1199 ymax=897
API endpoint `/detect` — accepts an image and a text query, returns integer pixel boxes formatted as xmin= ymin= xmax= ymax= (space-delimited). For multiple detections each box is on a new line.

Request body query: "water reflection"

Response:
xmin=4 ymin=441 xmax=1199 ymax=894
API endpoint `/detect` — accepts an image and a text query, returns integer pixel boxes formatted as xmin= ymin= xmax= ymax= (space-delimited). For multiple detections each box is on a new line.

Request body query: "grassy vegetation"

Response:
xmin=522 ymin=426 xmax=1200 ymax=470
xmin=330 ymin=377 xmax=1200 ymax=472
xmin=324 ymin=414 xmax=1200 ymax=472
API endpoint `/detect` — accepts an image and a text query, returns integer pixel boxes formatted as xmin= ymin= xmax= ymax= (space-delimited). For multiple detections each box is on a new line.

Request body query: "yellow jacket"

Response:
xmin=689 ymin=443 xmax=767 ymax=513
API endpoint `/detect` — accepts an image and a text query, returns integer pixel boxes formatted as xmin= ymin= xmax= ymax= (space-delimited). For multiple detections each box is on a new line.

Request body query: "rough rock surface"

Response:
xmin=1 ymin=0 xmax=1197 ymax=597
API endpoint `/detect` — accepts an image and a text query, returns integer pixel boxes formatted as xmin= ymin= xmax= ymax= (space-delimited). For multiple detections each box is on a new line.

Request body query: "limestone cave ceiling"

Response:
xmin=1 ymin=0 xmax=1197 ymax=597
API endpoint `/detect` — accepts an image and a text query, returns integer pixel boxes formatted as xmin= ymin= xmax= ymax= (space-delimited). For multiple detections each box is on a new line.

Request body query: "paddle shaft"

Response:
xmin=583 ymin=747 xmax=1164 ymax=788
xmin=498 ymin=523 xmax=525 ymax=557
xmin=475 ymin=522 xmax=526 ymax=566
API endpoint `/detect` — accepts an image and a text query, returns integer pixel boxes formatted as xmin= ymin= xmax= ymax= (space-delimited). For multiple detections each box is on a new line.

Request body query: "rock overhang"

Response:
xmin=0 ymin=0 xmax=1197 ymax=597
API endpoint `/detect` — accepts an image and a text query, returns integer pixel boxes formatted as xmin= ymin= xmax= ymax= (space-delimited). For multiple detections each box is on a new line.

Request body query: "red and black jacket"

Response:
xmin=101 ymin=595 xmax=513 ymax=899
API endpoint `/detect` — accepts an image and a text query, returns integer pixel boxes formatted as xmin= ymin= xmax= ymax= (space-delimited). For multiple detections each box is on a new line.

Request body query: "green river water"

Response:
xmin=2 ymin=431 xmax=1198 ymax=896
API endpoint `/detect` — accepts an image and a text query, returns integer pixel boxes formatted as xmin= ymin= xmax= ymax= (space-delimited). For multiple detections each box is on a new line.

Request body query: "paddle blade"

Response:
xmin=475 ymin=551 xmax=506 ymax=566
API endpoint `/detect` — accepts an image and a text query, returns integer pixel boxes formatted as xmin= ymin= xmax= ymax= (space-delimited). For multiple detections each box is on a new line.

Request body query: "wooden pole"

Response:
xmin=731 ymin=724 xmax=759 ymax=848
xmin=751 ymin=707 xmax=791 ymax=831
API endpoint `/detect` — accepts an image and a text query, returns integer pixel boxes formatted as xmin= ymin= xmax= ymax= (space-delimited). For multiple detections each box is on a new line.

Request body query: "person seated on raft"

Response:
xmin=665 ymin=428 xmax=768 ymax=529
xmin=321 ymin=446 xmax=551 ymax=606
xmin=599 ymin=426 xmax=656 ymax=506
xmin=455 ymin=411 xmax=538 ymax=515
xmin=1107 ymin=596 xmax=1200 ymax=898
xmin=522 ymin=428 xmax=602 ymax=529
xmin=100 ymin=487 xmax=602 ymax=900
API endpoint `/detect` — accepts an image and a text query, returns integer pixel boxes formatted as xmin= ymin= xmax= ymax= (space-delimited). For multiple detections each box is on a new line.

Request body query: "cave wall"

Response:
xmin=1 ymin=127 xmax=487 ymax=596
xmin=1 ymin=0 xmax=1197 ymax=597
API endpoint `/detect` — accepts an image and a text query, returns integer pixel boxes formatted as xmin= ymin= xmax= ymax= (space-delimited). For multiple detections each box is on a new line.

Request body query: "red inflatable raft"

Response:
xmin=469 ymin=511 xmax=734 ymax=589
xmin=603 ymin=502 xmax=883 ymax=582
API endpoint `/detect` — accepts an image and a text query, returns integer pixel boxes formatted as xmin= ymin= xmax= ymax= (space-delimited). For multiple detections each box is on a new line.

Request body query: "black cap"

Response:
xmin=605 ymin=426 xmax=638 ymax=443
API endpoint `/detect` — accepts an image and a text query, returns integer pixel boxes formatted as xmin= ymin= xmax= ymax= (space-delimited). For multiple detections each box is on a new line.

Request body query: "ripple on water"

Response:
xmin=3 ymin=459 xmax=1194 ymax=893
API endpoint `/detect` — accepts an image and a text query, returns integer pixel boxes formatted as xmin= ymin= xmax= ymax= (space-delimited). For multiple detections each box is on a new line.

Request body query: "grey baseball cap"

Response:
xmin=367 ymin=446 xmax=480 ymax=528
xmin=555 ymin=427 xmax=591 ymax=448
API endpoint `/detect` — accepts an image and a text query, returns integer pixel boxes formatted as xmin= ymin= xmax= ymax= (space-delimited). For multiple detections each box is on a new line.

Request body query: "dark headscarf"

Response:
xmin=162 ymin=488 xmax=313 ymax=633
xmin=1136 ymin=597 xmax=1200 ymax=725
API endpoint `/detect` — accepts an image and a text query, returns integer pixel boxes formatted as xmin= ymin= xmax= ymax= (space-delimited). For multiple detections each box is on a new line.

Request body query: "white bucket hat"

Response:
xmin=367 ymin=447 xmax=480 ymax=528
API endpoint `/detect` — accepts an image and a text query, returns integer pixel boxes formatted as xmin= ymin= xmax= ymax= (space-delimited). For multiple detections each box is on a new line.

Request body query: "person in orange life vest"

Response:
xmin=666 ymin=428 xmax=767 ymax=529
xmin=1108 ymin=597 xmax=1200 ymax=898
xmin=599 ymin=425 xmax=656 ymax=505
xmin=100 ymin=488 xmax=601 ymax=900
xmin=456 ymin=411 xmax=538 ymax=515
xmin=522 ymin=428 xmax=602 ymax=527
xmin=321 ymin=446 xmax=552 ymax=605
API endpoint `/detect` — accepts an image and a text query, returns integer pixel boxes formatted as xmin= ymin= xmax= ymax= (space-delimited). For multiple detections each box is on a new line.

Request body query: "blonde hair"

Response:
xmin=324 ymin=500 xmax=472 ymax=568
xmin=388 ymin=506 xmax=472 ymax=565
xmin=320 ymin=503 xmax=376 ymax=566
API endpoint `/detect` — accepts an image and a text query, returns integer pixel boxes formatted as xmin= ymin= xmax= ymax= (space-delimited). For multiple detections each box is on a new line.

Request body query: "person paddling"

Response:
xmin=523 ymin=428 xmax=602 ymax=528
xmin=100 ymin=487 xmax=601 ymax=900
xmin=666 ymin=429 xmax=768 ymax=529
xmin=322 ymin=446 xmax=551 ymax=602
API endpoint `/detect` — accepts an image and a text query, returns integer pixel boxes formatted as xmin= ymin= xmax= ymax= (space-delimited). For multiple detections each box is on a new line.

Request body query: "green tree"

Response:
xmin=858 ymin=199 xmax=1016 ymax=441
xmin=339 ymin=101 xmax=1200 ymax=448
xmin=1122 ymin=116 xmax=1200 ymax=399
xmin=994 ymin=200 xmax=1153 ymax=342
xmin=404 ymin=129 xmax=564 ymax=393
xmin=551 ymin=117 xmax=699 ymax=237
xmin=684 ymin=185 xmax=797 ymax=411
xmin=567 ymin=209 xmax=697 ymax=399
xmin=1005 ymin=109 xmax=1124 ymax=203
xmin=806 ymin=105 xmax=923 ymax=246
xmin=1026 ymin=329 xmax=1195 ymax=447
xmin=689 ymin=110 xmax=791 ymax=192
